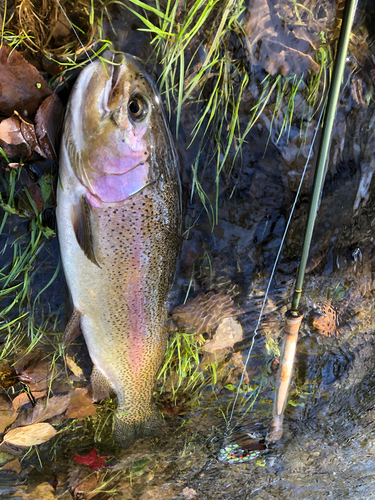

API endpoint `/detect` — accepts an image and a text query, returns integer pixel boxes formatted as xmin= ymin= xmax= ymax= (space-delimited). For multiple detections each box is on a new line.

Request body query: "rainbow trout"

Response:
xmin=56 ymin=52 xmax=181 ymax=448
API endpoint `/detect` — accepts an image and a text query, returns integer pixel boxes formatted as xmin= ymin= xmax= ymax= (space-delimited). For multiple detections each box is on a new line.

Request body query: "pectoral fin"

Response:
xmin=62 ymin=308 xmax=81 ymax=348
xmin=72 ymin=196 xmax=101 ymax=268
xmin=91 ymin=365 xmax=115 ymax=401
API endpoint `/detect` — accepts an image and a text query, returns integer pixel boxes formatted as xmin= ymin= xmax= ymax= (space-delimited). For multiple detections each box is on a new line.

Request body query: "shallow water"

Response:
xmin=2 ymin=0 xmax=375 ymax=498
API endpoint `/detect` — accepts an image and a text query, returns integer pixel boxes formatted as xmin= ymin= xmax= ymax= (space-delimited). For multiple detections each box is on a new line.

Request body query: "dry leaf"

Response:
xmin=35 ymin=93 xmax=63 ymax=162
xmin=0 ymin=94 xmax=62 ymax=163
xmin=0 ymin=117 xmax=25 ymax=145
xmin=42 ymin=55 xmax=66 ymax=75
xmin=0 ymin=409 xmax=17 ymax=434
xmin=15 ymin=351 xmax=51 ymax=392
xmin=0 ymin=117 xmax=32 ymax=160
xmin=18 ymin=115 xmax=45 ymax=158
xmin=160 ymin=400 xmax=186 ymax=417
xmin=66 ymin=388 xmax=96 ymax=420
xmin=203 ymin=317 xmax=243 ymax=353
xmin=68 ymin=463 xmax=106 ymax=500
xmin=19 ymin=394 xmax=71 ymax=426
xmin=311 ymin=299 xmax=339 ymax=337
xmin=1 ymin=458 xmax=21 ymax=473
xmin=0 ymin=44 xmax=51 ymax=118
xmin=26 ymin=482 xmax=56 ymax=500
xmin=0 ymin=395 xmax=11 ymax=410
xmin=66 ymin=356 xmax=84 ymax=379
xmin=2 ymin=422 xmax=57 ymax=447
xmin=12 ymin=391 xmax=47 ymax=411
xmin=73 ymin=473 xmax=105 ymax=500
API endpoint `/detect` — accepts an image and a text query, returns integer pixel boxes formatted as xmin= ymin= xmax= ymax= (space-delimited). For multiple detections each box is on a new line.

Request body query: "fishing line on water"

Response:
xmin=226 ymin=95 xmax=328 ymax=433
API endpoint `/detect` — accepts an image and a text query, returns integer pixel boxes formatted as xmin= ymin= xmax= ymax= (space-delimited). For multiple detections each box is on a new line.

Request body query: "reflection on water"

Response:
xmin=2 ymin=0 xmax=375 ymax=498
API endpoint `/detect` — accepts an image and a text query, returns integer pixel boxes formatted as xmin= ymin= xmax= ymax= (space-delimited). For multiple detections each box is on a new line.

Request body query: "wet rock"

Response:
xmin=172 ymin=291 xmax=241 ymax=334
xmin=203 ymin=317 xmax=243 ymax=353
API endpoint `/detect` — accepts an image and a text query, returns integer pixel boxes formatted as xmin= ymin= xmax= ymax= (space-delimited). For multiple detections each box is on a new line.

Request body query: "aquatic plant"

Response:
xmin=157 ymin=330 xmax=206 ymax=402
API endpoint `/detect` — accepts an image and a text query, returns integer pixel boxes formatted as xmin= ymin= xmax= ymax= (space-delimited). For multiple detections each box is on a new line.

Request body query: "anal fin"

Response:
xmin=91 ymin=365 xmax=115 ymax=402
xmin=72 ymin=195 xmax=101 ymax=268
xmin=63 ymin=308 xmax=81 ymax=348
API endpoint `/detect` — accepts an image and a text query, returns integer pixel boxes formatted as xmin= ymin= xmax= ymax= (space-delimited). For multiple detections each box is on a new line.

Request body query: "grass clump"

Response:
xmin=0 ymin=160 xmax=63 ymax=373
xmin=157 ymin=331 xmax=206 ymax=402
xmin=120 ymin=0 xmax=341 ymax=228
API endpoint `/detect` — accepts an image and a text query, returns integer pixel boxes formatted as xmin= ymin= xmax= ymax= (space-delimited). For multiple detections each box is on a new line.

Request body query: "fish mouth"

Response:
xmin=98 ymin=51 xmax=126 ymax=117
xmin=100 ymin=52 xmax=152 ymax=125
xmin=108 ymin=52 xmax=125 ymax=109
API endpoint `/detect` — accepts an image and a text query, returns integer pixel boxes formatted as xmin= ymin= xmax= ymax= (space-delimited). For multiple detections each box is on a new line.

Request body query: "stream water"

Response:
xmin=2 ymin=0 xmax=375 ymax=498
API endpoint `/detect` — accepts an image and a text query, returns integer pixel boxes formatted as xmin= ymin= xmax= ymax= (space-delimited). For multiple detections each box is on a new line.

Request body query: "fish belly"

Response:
xmin=57 ymin=148 xmax=180 ymax=448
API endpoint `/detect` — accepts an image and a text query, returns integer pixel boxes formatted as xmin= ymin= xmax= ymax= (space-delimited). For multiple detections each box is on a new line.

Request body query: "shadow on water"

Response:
xmin=2 ymin=0 xmax=375 ymax=498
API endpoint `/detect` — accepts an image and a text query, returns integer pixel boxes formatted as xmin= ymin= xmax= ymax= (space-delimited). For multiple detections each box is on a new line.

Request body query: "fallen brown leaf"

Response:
xmin=68 ymin=463 xmax=106 ymax=500
xmin=0 ymin=44 xmax=51 ymax=118
xmin=0 ymin=95 xmax=62 ymax=163
xmin=311 ymin=299 xmax=339 ymax=337
xmin=2 ymin=423 xmax=57 ymax=447
xmin=25 ymin=482 xmax=56 ymax=500
xmin=14 ymin=351 xmax=51 ymax=392
xmin=160 ymin=400 xmax=185 ymax=417
xmin=0 ymin=117 xmax=25 ymax=145
xmin=0 ymin=408 xmax=17 ymax=434
xmin=35 ymin=93 xmax=63 ymax=162
xmin=1 ymin=458 xmax=21 ymax=473
xmin=0 ymin=117 xmax=32 ymax=160
xmin=42 ymin=55 xmax=66 ymax=75
xmin=18 ymin=118 xmax=45 ymax=158
xmin=12 ymin=391 xmax=47 ymax=411
xmin=19 ymin=394 xmax=71 ymax=426
xmin=73 ymin=472 xmax=106 ymax=500
xmin=66 ymin=356 xmax=84 ymax=379
xmin=0 ymin=395 xmax=11 ymax=410
xmin=66 ymin=388 xmax=96 ymax=420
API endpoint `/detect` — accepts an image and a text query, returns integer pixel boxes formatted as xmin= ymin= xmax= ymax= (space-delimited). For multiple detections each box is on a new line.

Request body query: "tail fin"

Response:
xmin=113 ymin=406 xmax=162 ymax=449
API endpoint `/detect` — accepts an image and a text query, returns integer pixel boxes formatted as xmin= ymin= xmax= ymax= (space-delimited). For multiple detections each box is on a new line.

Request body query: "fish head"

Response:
xmin=64 ymin=51 xmax=177 ymax=207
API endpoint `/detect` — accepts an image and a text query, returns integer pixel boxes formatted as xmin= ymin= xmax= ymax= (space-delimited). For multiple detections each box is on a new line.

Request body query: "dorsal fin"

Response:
xmin=71 ymin=196 xmax=101 ymax=268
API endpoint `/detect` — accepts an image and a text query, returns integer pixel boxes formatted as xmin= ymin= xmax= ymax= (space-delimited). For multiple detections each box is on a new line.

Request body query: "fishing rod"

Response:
xmin=268 ymin=0 xmax=359 ymax=441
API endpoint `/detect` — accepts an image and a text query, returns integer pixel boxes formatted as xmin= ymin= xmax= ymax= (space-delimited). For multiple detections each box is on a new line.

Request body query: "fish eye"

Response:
xmin=128 ymin=94 xmax=149 ymax=122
